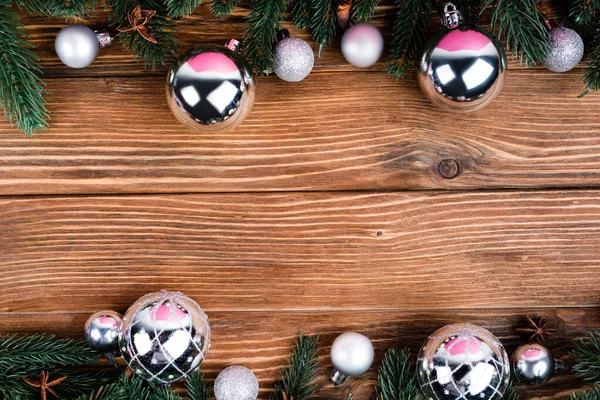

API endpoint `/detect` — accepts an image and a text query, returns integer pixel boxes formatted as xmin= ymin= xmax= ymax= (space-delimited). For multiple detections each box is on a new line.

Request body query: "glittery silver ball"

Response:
xmin=274 ymin=37 xmax=315 ymax=82
xmin=214 ymin=366 xmax=259 ymax=400
xmin=55 ymin=25 xmax=100 ymax=68
xmin=543 ymin=27 xmax=584 ymax=73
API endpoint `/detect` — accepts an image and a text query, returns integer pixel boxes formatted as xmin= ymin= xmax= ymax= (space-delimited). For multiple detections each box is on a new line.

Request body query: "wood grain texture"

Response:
xmin=2 ymin=190 xmax=600 ymax=312
xmin=0 ymin=308 xmax=598 ymax=399
xmin=0 ymin=71 xmax=598 ymax=194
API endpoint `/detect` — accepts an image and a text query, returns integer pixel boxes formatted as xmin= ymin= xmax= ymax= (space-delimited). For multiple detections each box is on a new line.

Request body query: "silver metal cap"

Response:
xmin=330 ymin=369 xmax=348 ymax=385
xmin=95 ymin=30 xmax=112 ymax=48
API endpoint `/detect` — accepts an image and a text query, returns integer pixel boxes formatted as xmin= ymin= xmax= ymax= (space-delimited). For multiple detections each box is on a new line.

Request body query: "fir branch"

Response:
xmin=243 ymin=0 xmax=287 ymax=74
xmin=292 ymin=0 xmax=311 ymax=30
xmin=149 ymin=384 xmax=183 ymax=400
xmin=568 ymin=0 xmax=600 ymax=31
xmin=10 ymin=0 xmax=97 ymax=18
xmin=106 ymin=0 xmax=177 ymax=69
xmin=375 ymin=348 xmax=419 ymax=400
xmin=386 ymin=0 xmax=434 ymax=78
xmin=271 ymin=333 xmax=319 ymax=400
xmin=164 ymin=0 xmax=202 ymax=18
xmin=210 ymin=0 xmax=239 ymax=19
xmin=580 ymin=23 xmax=600 ymax=97
xmin=571 ymin=387 xmax=600 ymax=400
xmin=351 ymin=0 xmax=380 ymax=23
xmin=52 ymin=369 xmax=122 ymax=399
xmin=310 ymin=0 xmax=338 ymax=56
xmin=573 ymin=331 xmax=600 ymax=383
xmin=482 ymin=0 xmax=548 ymax=66
xmin=0 ymin=7 xmax=49 ymax=135
xmin=185 ymin=371 xmax=211 ymax=400
xmin=77 ymin=374 xmax=152 ymax=400
xmin=503 ymin=382 xmax=520 ymax=400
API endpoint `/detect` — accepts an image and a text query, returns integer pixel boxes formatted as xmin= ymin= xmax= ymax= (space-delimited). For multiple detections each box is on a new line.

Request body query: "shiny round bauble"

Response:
xmin=214 ymin=366 xmax=259 ymax=400
xmin=84 ymin=311 xmax=122 ymax=353
xmin=55 ymin=25 xmax=100 ymax=68
xmin=166 ymin=42 xmax=255 ymax=133
xmin=274 ymin=37 xmax=315 ymax=82
xmin=119 ymin=290 xmax=211 ymax=383
xmin=330 ymin=332 xmax=374 ymax=385
xmin=513 ymin=343 xmax=561 ymax=385
xmin=543 ymin=27 xmax=584 ymax=73
xmin=341 ymin=23 xmax=384 ymax=68
xmin=417 ymin=25 xmax=507 ymax=112
xmin=417 ymin=323 xmax=510 ymax=400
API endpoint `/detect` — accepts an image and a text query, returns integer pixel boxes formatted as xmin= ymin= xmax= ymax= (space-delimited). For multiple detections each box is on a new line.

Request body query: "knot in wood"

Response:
xmin=438 ymin=159 xmax=459 ymax=179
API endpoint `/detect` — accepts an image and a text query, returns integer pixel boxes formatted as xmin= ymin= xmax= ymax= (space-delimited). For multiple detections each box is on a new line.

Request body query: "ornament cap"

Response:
xmin=554 ymin=358 xmax=566 ymax=375
xmin=276 ymin=29 xmax=291 ymax=43
xmin=442 ymin=2 xmax=463 ymax=29
xmin=330 ymin=369 xmax=348 ymax=385
xmin=95 ymin=30 xmax=112 ymax=48
xmin=226 ymin=39 xmax=242 ymax=53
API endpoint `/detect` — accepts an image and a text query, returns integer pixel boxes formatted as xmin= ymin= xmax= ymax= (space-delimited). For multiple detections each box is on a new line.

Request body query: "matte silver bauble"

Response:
xmin=55 ymin=25 xmax=100 ymax=69
xmin=543 ymin=27 xmax=584 ymax=73
xmin=341 ymin=23 xmax=384 ymax=68
xmin=513 ymin=343 xmax=564 ymax=385
xmin=119 ymin=290 xmax=211 ymax=383
xmin=330 ymin=332 xmax=374 ymax=385
xmin=417 ymin=323 xmax=510 ymax=400
xmin=274 ymin=31 xmax=314 ymax=82
xmin=214 ymin=366 xmax=259 ymax=400
xmin=166 ymin=40 xmax=255 ymax=133
xmin=84 ymin=311 xmax=122 ymax=353
xmin=417 ymin=3 xmax=507 ymax=112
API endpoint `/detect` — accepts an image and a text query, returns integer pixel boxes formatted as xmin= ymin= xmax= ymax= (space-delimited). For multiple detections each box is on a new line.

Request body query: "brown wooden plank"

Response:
xmin=0 ymin=308 xmax=597 ymax=399
xmin=2 ymin=190 xmax=600 ymax=312
xmin=0 ymin=71 xmax=598 ymax=194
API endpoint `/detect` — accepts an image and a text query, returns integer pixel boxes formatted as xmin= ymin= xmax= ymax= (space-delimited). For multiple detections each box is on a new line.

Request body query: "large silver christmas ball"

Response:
xmin=513 ymin=343 xmax=562 ymax=385
xmin=274 ymin=37 xmax=314 ymax=82
xmin=543 ymin=27 xmax=584 ymax=73
xmin=84 ymin=311 xmax=122 ymax=353
xmin=119 ymin=290 xmax=211 ymax=383
xmin=214 ymin=366 xmax=259 ymax=400
xmin=418 ymin=25 xmax=507 ymax=112
xmin=417 ymin=323 xmax=510 ymax=400
xmin=166 ymin=40 xmax=255 ymax=133
xmin=330 ymin=332 xmax=374 ymax=385
xmin=55 ymin=25 xmax=100 ymax=69
xmin=341 ymin=23 xmax=384 ymax=68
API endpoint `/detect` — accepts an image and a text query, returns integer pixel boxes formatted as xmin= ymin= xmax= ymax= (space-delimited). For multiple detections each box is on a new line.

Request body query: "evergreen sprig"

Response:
xmin=185 ymin=371 xmax=211 ymax=400
xmin=76 ymin=374 xmax=153 ymax=400
xmin=375 ymin=348 xmax=420 ymax=400
xmin=164 ymin=0 xmax=202 ymax=18
xmin=211 ymin=0 xmax=239 ymax=19
xmin=573 ymin=331 xmax=600 ymax=383
xmin=386 ymin=0 xmax=434 ymax=78
xmin=292 ymin=0 xmax=311 ymax=30
xmin=482 ymin=0 xmax=548 ymax=66
xmin=0 ymin=6 xmax=49 ymax=135
xmin=503 ymin=383 xmax=520 ymax=400
xmin=351 ymin=0 xmax=380 ymax=22
xmin=271 ymin=333 xmax=319 ymax=400
xmin=310 ymin=0 xmax=338 ymax=56
xmin=243 ymin=0 xmax=287 ymax=74
xmin=571 ymin=387 xmax=600 ymax=400
xmin=106 ymin=0 xmax=177 ymax=69
xmin=568 ymin=0 xmax=600 ymax=31
xmin=581 ymin=23 xmax=600 ymax=96
xmin=10 ymin=0 xmax=97 ymax=18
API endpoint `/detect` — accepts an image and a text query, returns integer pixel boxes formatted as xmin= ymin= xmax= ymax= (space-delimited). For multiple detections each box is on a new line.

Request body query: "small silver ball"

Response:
xmin=84 ymin=311 xmax=122 ymax=352
xmin=330 ymin=332 xmax=374 ymax=377
xmin=214 ymin=366 xmax=259 ymax=400
xmin=341 ymin=23 xmax=384 ymax=68
xmin=55 ymin=25 xmax=100 ymax=68
xmin=513 ymin=343 xmax=558 ymax=385
xmin=543 ymin=27 xmax=584 ymax=73
xmin=274 ymin=37 xmax=315 ymax=82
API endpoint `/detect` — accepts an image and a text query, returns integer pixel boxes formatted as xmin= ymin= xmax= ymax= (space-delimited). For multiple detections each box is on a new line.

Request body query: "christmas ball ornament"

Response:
xmin=417 ymin=3 xmax=507 ymax=112
xmin=417 ymin=323 xmax=510 ymax=400
xmin=84 ymin=311 xmax=122 ymax=353
xmin=214 ymin=366 xmax=259 ymax=400
xmin=166 ymin=39 xmax=255 ymax=133
xmin=119 ymin=290 xmax=211 ymax=383
xmin=341 ymin=23 xmax=384 ymax=68
xmin=330 ymin=332 xmax=374 ymax=385
xmin=55 ymin=25 xmax=111 ymax=68
xmin=274 ymin=30 xmax=314 ymax=82
xmin=513 ymin=343 xmax=565 ymax=385
xmin=543 ymin=27 xmax=584 ymax=73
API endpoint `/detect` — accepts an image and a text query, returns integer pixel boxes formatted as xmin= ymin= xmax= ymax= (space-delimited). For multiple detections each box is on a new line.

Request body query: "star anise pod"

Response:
xmin=23 ymin=371 xmax=67 ymax=400
xmin=516 ymin=315 xmax=557 ymax=343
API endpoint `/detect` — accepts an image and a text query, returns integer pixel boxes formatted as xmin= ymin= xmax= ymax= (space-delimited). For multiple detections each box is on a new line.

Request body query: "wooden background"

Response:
xmin=1 ymin=1 xmax=599 ymax=398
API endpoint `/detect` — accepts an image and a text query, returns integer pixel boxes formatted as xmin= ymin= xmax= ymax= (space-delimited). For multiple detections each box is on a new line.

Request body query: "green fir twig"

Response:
xmin=351 ymin=0 xmax=380 ymax=22
xmin=573 ymin=331 xmax=600 ymax=383
xmin=164 ymin=0 xmax=202 ymax=18
xmin=375 ymin=348 xmax=420 ymax=400
xmin=503 ymin=382 xmax=520 ymax=400
xmin=9 ymin=0 xmax=97 ymax=18
xmin=580 ymin=23 xmax=600 ymax=97
xmin=292 ymin=0 xmax=312 ymax=30
xmin=571 ymin=387 xmax=600 ymax=400
xmin=185 ymin=370 xmax=211 ymax=400
xmin=311 ymin=0 xmax=338 ymax=56
xmin=243 ymin=0 xmax=287 ymax=74
xmin=271 ymin=333 xmax=319 ymax=400
xmin=210 ymin=0 xmax=239 ymax=19
xmin=568 ymin=0 xmax=600 ymax=31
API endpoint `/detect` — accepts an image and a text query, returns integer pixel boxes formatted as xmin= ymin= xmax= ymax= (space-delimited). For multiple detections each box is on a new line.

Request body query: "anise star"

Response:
xmin=516 ymin=315 xmax=558 ymax=343
xmin=23 ymin=371 xmax=67 ymax=400
xmin=118 ymin=5 xmax=158 ymax=44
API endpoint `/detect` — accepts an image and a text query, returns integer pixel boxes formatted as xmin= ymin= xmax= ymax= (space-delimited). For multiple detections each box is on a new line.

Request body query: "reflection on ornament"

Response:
xmin=167 ymin=40 xmax=255 ymax=133
xmin=417 ymin=323 xmax=510 ymax=400
xmin=513 ymin=343 xmax=564 ymax=385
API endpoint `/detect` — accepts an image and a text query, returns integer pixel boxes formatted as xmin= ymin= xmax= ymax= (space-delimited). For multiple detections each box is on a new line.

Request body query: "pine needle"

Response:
xmin=580 ymin=23 xmax=600 ymax=97
xmin=185 ymin=371 xmax=211 ymax=400
xmin=211 ymin=0 xmax=239 ymax=19
xmin=351 ymin=0 xmax=380 ymax=22
xmin=243 ymin=0 xmax=287 ymax=74
xmin=375 ymin=348 xmax=420 ymax=400
xmin=568 ymin=0 xmax=600 ymax=31
xmin=573 ymin=331 xmax=600 ymax=383
xmin=571 ymin=387 xmax=600 ymax=400
xmin=271 ymin=332 xmax=319 ymax=400
xmin=10 ymin=0 xmax=97 ymax=18
xmin=164 ymin=0 xmax=202 ymax=18
xmin=311 ymin=0 xmax=339 ymax=56
xmin=292 ymin=0 xmax=312 ymax=30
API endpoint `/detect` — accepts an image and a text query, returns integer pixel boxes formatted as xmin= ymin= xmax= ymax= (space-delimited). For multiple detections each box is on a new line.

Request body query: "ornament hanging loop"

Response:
xmin=442 ymin=2 xmax=463 ymax=29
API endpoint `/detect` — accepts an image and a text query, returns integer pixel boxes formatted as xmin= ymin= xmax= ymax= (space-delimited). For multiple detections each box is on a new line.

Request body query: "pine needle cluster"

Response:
xmin=581 ymin=23 xmax=600 ymax=96
xmin=571 ymin=387 xmax=600 ymax=400
xmin=292 ymin=0 xmax=312 ymax=30
xmin=10 ymin=0 xmax=97 ymax=18
xmin=375 ymin=348 xmax=420 ymax=400
xmin=211 ymin=0 xmax=240 ymax=19
xmin=271 ymin=333 xmax=319 ymax=400
xmin=351 ymin=0 xmax=380 ymax=23
xmin=164 ymin=0 xmax=202 ymax=18
xmin=310 ymin=0 xmax=338 ymax=56
xmin=243 ymin=0 xmax=287 ymax=74
xmin=573 ymin=331 xmax=600 ymax=383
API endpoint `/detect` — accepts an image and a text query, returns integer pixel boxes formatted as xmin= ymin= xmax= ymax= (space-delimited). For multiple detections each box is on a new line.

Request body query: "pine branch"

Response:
xmin=243 ymin=0 xmax=287 ymax=74
xmin=351 ymin=0 xmax=380 ymax=22
xmin=311 ymin=0 xmax=338 ymax=56
xmin=0 ymin=7 xmax=49 ymax=135
xmin=149 ymin=384 xmax=183 ymax=400
xmin=581 ymin=22 xmax=600 ymax=96
xmin=482 ymin=0 xmax=548 ymax=66
xmin=568 ymin=0 xmax=600 ymax=31
xmin=185 ymin=371 xmax=211 ymax=400
xmin=10 ymin=0 xmax=97 ymax=18
xmin=292 ymin=0 xmax=311 ymax=30
xmin=50 ymin=369 xmax=121 ymax=399
xmin=164 ymin=0 xmax=202 ymax=18
xmin=271 ymin=332 xmax=319 ymax=400
xmin=106 ymin=0 xmax=177 ymax=69
xmin=503 ymin=382 xmax=520 ymax=400
xmin=573 ymin=331 xmax=600 ymax=383
xmin=571 ymin=387 xmax=600 ymax=400
xmin=375 ymin=348 xmax=419 ymax=400
xmin=77 ymin=374 xmax=152 ymax=400
xmin=210 ymin=0 xmax=239 ymax=19
xmin=386 ymin=0 xmax=434 ymax=78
